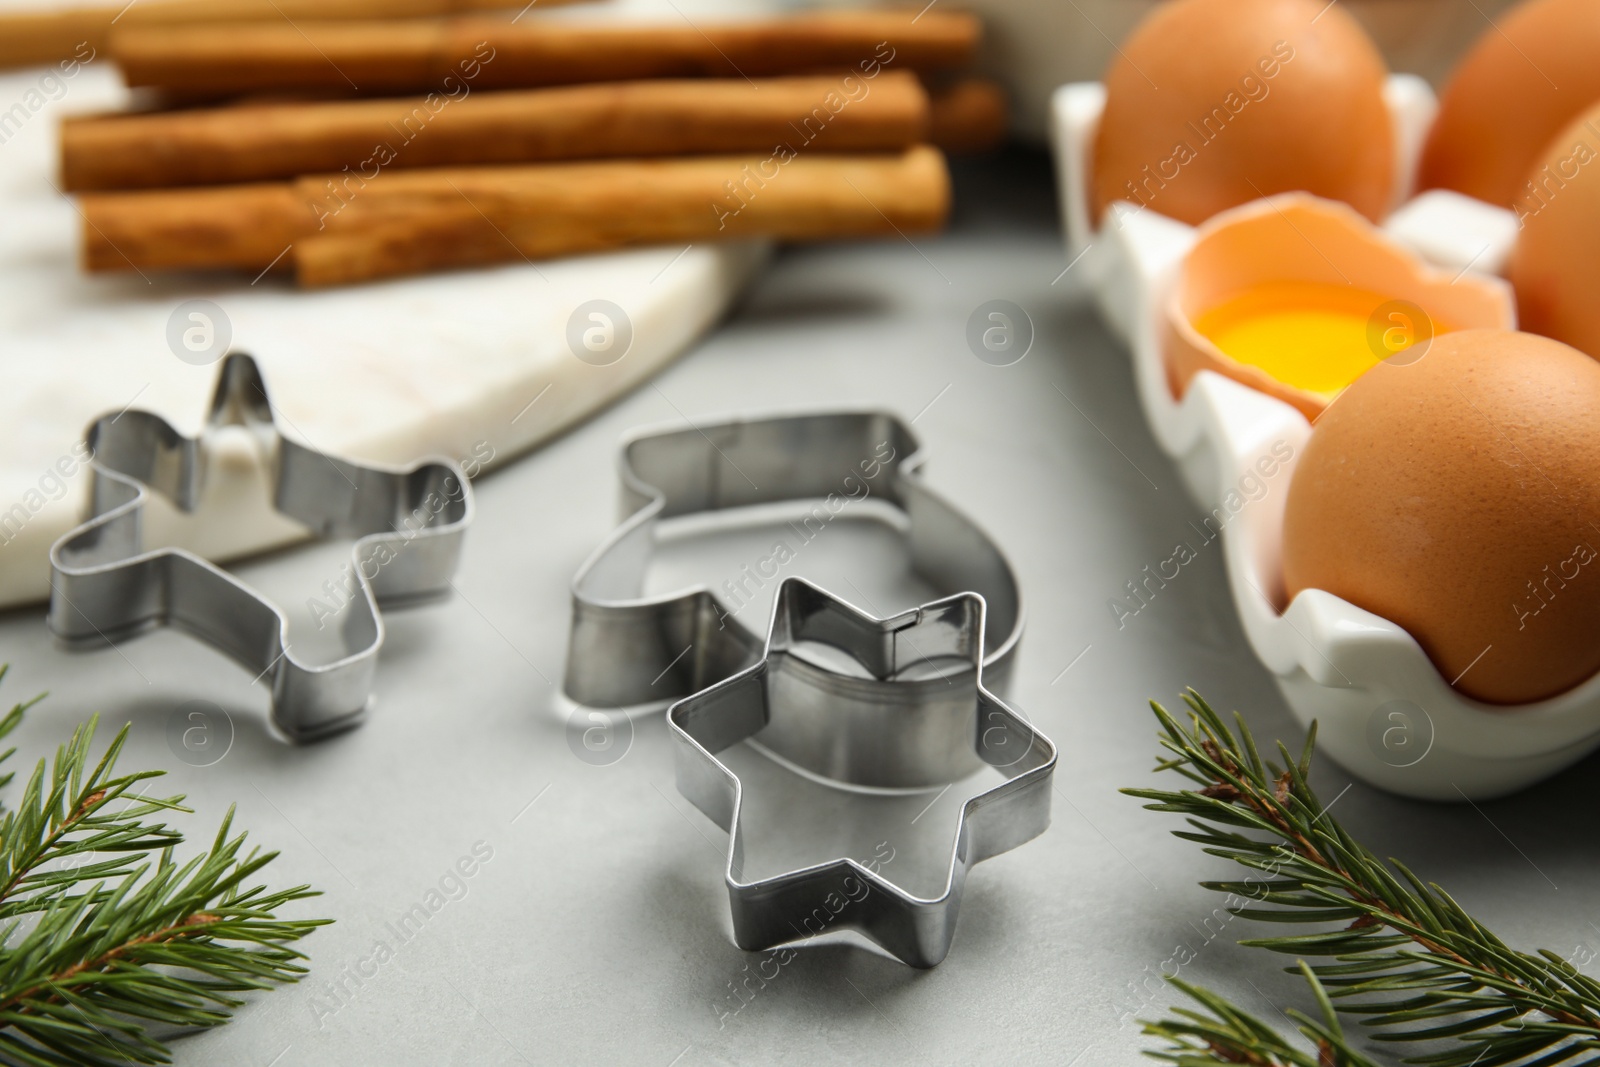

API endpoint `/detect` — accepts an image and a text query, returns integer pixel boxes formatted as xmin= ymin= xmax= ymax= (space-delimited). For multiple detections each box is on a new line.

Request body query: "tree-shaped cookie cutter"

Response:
xmin=47 ymin=354 xmax=473 ymax=741
xmin=668 ymin=577 xmax=1056 ymax=967
xmin=564 ymin=410 xmax=1023 ymax=708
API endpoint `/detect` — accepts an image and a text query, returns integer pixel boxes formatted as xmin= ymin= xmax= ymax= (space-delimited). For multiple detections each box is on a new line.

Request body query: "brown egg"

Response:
xmin=1282 ymin=329 xmax=1600 ymax=705
xmin=1509 ymin=100 xmax=1600 ymax=357
xmin=1421 ymin=0 xmax=1600 ymax=207
xmin=1091 ymin=0 xmax=1392 ymax=227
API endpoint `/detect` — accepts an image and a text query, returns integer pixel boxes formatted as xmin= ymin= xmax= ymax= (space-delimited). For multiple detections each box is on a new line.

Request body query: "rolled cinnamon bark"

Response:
xmin=61 ymin=72 xmax=930 ymax=191
xmin=79 ymin=145 xmax=950 ymax=285
xmin=110 ymin=11 xmax=979 ymax=96
xmin=81 ymin=182 xmax=308 ymax=271
xmin=0 ymin=0 xmax=557 ymax=71
xmin=928 ymin=78 xmax=1008 ymax=154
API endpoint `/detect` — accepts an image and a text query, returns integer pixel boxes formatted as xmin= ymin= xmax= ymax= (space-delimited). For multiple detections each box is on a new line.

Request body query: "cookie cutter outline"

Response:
xmin=668 ymin=576 xmax=1056 ymax=968
xmin=47 ymin=353 xmax=473 ymax=742
xmin=563 ymin=410 xmax=1023 ymax=709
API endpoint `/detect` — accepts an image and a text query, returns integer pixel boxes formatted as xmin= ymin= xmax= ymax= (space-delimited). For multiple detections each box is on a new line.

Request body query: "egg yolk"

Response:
xmin=1193 ymin=282 xmax=1434 ymax=396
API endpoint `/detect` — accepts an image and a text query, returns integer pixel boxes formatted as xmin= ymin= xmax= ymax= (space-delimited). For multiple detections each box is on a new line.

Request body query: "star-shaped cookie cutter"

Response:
xmin=564 ymin=411 xmax=1023 ymax=708
xmin=47 ymin=353 xmax=474 ymax=741
xmin=668 ymin=577 xmax=1056 ymax=968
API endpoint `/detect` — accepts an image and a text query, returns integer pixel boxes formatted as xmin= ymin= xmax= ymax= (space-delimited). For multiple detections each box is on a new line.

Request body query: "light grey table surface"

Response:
xmin=0 ymin=151 xmax=1593 ymax=1067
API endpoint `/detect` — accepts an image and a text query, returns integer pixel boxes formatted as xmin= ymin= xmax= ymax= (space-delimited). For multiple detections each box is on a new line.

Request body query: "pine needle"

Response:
xmin=1145 ymin=964 xmax=1383 ymax=1067
xmin=1125 ymin=690 xmax=1600 ymax=1067
xmin=0 ymin=670 xmax=329 ymax=1065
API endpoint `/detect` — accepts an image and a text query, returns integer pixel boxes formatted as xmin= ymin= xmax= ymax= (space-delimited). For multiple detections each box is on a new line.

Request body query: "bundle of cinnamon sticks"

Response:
xmin=53 ymin=6 xmax=1007 ymax=286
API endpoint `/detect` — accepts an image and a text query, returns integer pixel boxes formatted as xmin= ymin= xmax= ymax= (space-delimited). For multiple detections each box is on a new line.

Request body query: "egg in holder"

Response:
xmin=1162 ymin=196 xmax=1509 ymax=422
xmin=1050 ymin=75 xmax=1600 ymax=800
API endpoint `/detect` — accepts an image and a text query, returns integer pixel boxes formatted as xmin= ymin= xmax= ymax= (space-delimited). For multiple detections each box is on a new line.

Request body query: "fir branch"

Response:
xmin=1144 ymin=963 xmax=1383 ymax=1067
xmin=0 ymin=675 xmax=329 ymax=1066
xmin=1123 ymin=690 xmax=1600 ymax=1067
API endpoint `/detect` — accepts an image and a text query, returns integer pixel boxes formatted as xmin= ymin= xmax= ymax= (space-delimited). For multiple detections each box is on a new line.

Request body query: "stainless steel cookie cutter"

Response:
xmin=48 ymin=353 xmax=473 ymax=741
xmin=669 ymin=577 xmax=1056 ymax=967
xmin=564 ymin=411 xmax=1023 ymax=708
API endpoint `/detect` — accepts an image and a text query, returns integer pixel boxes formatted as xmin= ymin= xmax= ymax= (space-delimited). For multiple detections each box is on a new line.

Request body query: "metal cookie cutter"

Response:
xmin=669 ymin=577 xmax=1056 ymax=967
xmin=48 ymin=353 xmax=473 ymax=741
xmin=564 ymin=411 xmax=1022 ymax=708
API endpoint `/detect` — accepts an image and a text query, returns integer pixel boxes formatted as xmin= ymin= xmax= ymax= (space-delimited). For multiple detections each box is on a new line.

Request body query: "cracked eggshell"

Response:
xmin=1163 ymin=195 xmax=1514 ymax=422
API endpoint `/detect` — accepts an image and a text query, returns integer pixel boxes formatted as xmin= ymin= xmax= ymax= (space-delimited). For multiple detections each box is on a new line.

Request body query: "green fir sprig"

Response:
xmin=1145 ymin=964 xmax=1381 ymax=1067
xmin=0 ymin=668 xmax=328 ymax=1066
xmin=1125 ymin=690 xmax=1600 ymax=1067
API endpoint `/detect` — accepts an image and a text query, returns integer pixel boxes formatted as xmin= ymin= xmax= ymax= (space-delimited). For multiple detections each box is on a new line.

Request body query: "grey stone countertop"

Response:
xmin=0 ymin=150 xmax=1592 ymax=1067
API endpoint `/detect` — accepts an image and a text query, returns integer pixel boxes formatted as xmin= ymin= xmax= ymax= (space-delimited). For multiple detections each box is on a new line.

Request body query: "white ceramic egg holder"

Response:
xmin=1050 ymin=75 xmax=1600 ymax=800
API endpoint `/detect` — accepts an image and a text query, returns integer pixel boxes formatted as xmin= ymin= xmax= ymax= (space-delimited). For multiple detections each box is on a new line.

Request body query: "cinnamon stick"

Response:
xmin=61 ymin=72 xmax=931 ymax=191
xmin=79 ymin=146 xmax=950 ymax=285
xmin=110 ymin=11 xmax=980 ymax=96
xmin=928 ymin=78 xmax=1008 ymax=154
xmin=0 ymin=0 xmax=563 ymax=71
